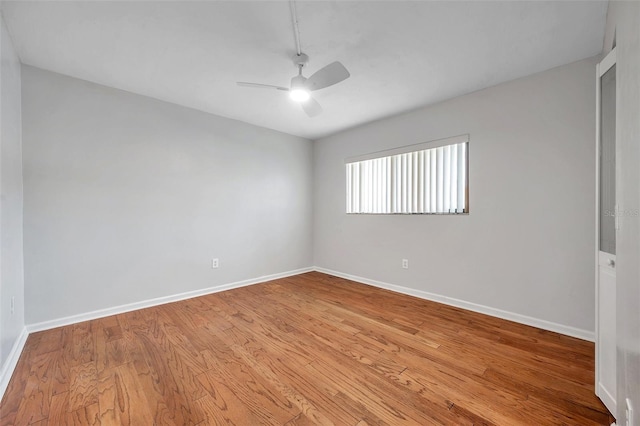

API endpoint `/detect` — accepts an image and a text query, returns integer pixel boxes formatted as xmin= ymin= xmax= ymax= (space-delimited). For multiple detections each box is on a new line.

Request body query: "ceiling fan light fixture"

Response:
xmin=289 ymin=88 xmax=310 ymax=102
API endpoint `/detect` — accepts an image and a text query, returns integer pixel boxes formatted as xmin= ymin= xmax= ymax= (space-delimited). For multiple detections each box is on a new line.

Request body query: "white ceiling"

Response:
xmin=2 ymin=1 xmax=608 ymax=140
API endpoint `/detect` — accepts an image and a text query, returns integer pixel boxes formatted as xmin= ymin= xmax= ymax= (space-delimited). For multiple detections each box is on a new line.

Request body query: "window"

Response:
xmin=346 ymin=135 xmax=469 ymax=214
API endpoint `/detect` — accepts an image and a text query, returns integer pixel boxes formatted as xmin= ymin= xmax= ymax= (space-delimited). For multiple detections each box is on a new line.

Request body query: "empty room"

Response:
xmin=0 ymin=0 xmax=639 ymax=425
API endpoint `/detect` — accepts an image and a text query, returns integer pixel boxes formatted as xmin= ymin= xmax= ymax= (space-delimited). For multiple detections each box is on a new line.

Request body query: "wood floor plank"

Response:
xmin=13 ymin=351 xmax=57 ymax=424
xmin=0 ymin=271 xmax=612 ymax=425
xmin=70 ymin=322 xmax=94 ymax=367
xmin=304 ymin=357 xmax=443 ymax=426
xmin=133 ymin=328 xmax=205 ymax=424
xmin=46 ymin=392 xmax=100 ymax=426
xmin=93 ymin=321 xmax=131 ymax=375
xmin=134 ymin=361 xmax=184 ymax=425
xmin=398 ymin=363 xmax=533 ymax=425
xmin=46 ymin=391 xmax=71 ymax=424
xmin=97 ymin=363 xmax=156 ymax=425
xmin=228 ymin=342 xmax=336 ymax=426
xmin=196 ymin=339 xmax=300 ymax=424
xmin=69 ymin=402 xmax=100 ymax=426
xmin=0 ymin=349 xmax=33 ymax=425
xmin=31 ymin=329 xmax=64 ymax=357
xmin=201 ymin=308 xmax=362 ymax=425
xmin=68 ymin=361 xmax=99 ymax=412
xmin=115 ymin=314 xmax=151 ymax=376
xmin=233 ymin=349 xmax=362 ymax=426
xmin=192 ymin=392 xmax=265 ymax=426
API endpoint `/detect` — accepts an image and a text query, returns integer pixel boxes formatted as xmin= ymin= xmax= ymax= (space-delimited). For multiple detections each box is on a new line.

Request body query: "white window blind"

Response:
xmin=346 ymin=135 xmax=468 ymax=214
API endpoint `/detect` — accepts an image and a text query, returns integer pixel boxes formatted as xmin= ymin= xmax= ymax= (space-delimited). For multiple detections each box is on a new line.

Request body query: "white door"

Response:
xmin=595 ymin=47 xmax=617 ymax=416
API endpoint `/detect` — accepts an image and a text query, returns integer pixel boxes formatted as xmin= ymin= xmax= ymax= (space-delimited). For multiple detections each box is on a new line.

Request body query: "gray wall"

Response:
xmin=22 ymin=66 xmax=313 ymax=324
xmin=0 ymin=15 xmax=24 ymax=368
xmin=604 ymin=1 xmax=640 ymax=422
xmin=314 ymin=57 xmax=597 ymax=335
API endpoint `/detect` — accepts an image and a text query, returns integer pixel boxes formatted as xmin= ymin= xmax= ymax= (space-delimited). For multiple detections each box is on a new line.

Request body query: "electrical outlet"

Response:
xmin=11 ymin=296 xmax=15 ymax=315
xmin=212 ymin=258 xmax=219 ymax=269
xmin=402 ymin=259 xmax=409 ymax=269
xmin=626 ymin=398 xmax=633 ymax=426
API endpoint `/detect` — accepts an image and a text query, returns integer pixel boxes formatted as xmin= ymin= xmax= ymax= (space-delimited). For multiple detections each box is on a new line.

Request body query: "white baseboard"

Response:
xmin=0 ymin=326 xmax=28 ymax=402
xmin=313 ymin=267 xmax=595 ymax=342
xmin=27 ymin=267 xmax=314 ymax=333
xmin=3 ymin=267 xmax=312 ymax=403
xmin=597 ymin=382 xmax=617 ymax=419
xmin=6 ymin=265 xmax=593 ymax=404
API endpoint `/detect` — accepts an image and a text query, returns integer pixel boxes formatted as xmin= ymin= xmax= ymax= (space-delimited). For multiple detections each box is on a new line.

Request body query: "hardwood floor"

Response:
xmin=0 ymin=272 xmax=612 ymax=425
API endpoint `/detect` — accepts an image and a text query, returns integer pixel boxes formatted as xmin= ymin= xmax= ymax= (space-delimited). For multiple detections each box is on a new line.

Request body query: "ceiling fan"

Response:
xmin=237 ymin=53 xmax=350 ymax=118
xmin=236 ymin=1 xmax=350 ymax=118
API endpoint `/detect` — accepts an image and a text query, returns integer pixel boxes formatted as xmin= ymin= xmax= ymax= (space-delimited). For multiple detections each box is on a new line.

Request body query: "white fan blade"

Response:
xmin=304 ymin=62 xmax=350 ymax=91
xmin=237 ymin=82 xmax=289 ymax=91
xmin=301 ymin=97 xmax=322 ymax=117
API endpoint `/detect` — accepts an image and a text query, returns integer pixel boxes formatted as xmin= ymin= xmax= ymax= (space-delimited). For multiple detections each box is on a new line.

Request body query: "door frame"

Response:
xmin=595 ymin=46 xmax=617 ymax=414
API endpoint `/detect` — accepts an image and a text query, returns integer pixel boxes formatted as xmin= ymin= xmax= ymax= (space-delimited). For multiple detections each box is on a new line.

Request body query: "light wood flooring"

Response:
xmin=0 ymin=272 xmax=612 ymax=425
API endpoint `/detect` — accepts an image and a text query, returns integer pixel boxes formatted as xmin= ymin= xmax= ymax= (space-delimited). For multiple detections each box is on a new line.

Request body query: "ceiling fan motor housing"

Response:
xmin=291 ymin=74 xmax=307 ymax=90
